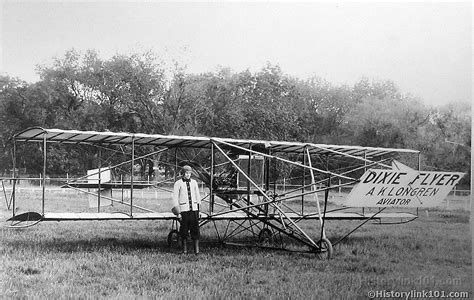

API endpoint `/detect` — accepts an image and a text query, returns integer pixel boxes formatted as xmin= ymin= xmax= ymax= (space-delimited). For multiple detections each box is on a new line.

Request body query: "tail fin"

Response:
xmin=344 ymin=163 xmax=464 ymax=208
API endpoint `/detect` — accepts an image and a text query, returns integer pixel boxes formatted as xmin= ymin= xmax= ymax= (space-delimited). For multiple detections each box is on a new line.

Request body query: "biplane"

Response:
xmin=3 ymin=127 xmax=464 ymax=258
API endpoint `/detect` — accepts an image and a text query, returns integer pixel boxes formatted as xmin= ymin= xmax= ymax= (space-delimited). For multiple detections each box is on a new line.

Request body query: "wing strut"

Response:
xmin=213 ymin=138 xmax=355 ymax=181
xmin=305 ymin=148 xmax=326 ymax=239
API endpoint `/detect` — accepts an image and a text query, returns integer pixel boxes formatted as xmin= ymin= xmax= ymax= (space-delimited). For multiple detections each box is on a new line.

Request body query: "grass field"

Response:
xmin=0 ymin=187 xmax=472 ymax=298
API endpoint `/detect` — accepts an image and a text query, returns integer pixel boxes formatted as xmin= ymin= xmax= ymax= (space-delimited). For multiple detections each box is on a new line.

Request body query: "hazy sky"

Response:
xmin=1 ymin=1 xmax=471 ymax=106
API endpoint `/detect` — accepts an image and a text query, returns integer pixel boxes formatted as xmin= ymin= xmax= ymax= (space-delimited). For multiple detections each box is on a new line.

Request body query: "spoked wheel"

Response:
xmin=167 ymin=229 xmax=180 ymax=248
xmin=258 ymin=228 xmax=273 ymax=244
xmin=315 ymin=237 xmax=333 ymax=260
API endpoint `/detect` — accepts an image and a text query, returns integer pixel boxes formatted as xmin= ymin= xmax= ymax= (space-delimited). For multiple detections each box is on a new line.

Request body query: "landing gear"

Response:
xmin=315 ymin=237 xmax=333 ymax=260
xmin=167 ymin=229 xmax=180 ymax=248
xmin=258 ymin=228 xmax=273 ymax=244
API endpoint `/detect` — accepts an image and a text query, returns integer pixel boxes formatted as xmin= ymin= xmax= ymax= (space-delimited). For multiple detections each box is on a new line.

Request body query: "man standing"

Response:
xmin=172 ymin=165 xmax=202 ymax=254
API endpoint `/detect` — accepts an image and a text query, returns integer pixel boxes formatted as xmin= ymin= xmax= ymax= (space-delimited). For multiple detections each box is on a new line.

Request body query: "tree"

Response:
xmin=342 ymin=95 xmax=428 ymax=148
xmin=36 ymin=49 xmax=173 ymax=133
xmin=420 ymin=101 xmax=471 ymax=185
xmin=294 ymin=76 xmax=353 ymax=143
xmin=0 ymin=50 xmax=470 ymax=184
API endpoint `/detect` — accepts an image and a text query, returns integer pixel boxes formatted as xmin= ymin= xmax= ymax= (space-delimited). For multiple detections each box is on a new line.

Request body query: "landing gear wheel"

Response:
xmin=316 ymin=237 xmax=333 ymax=260
xmin=167 ymin=230 xmax=180 ymax=248
xmin=258 ymin=228 xmax=273 ymax=244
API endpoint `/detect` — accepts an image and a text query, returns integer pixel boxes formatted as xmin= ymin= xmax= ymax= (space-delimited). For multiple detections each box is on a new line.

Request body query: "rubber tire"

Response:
xmin=317 ymin=237 xmax=333 ymax=260
xmin=258 ymin=228 xmax=273 ymax=244
xmin=167 ymin=230 xmax=180 ymax=248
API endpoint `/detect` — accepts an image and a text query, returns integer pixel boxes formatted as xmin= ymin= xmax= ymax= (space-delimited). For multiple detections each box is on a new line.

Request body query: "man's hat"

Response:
xmin=182 ymin=165 xmax=192 ymax=172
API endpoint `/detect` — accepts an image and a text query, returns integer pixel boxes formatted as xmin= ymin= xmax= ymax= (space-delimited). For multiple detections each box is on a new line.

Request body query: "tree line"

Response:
xmin=0 ymin=49 xmax=470 ymax=185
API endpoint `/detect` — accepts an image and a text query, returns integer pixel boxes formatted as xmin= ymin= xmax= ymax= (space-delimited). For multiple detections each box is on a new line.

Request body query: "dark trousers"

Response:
xmin=180 ymin=211 xmax=200 ymax=240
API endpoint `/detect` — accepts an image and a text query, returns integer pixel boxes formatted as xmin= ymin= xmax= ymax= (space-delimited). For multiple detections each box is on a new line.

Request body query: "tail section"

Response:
xmin=345 ymin=161 xmax=464 ymax=208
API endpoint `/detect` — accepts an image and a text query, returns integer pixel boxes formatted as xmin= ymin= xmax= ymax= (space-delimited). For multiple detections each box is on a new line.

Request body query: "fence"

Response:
xmin=442 ymin=188 xmax=471 ymax=210
xmin=1 ymin=178 xmax=471 ymax=211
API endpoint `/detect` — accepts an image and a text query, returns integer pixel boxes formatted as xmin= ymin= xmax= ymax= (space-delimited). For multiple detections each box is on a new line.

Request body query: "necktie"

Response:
xmin=184 ymin=179 xmax=193 ymax=211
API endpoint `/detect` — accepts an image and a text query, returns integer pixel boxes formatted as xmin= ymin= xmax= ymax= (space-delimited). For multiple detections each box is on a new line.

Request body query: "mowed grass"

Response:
xmin=0 ymin=188 xmax=472 ymax=298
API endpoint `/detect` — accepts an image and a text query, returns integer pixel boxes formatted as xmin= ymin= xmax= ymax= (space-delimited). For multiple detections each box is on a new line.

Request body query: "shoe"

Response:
xmin=193 ymin=239 xmax=200 ymax=255
xmin=182 ymin=240 xmax=188 ymax=254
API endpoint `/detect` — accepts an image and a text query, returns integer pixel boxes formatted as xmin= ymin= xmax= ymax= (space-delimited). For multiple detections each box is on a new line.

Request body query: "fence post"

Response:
xmin=466 ymin=190 xmax=470 ymax=211
xmin=446 ymin=188 xmax=452 ymax=209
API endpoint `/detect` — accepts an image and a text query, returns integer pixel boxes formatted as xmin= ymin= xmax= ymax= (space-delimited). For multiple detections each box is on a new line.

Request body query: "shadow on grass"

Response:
xmin=5 ymin=234 xmax=327 ymax=258
xmin=4 ymin=234 xmax=263 ymax=255
xmin=330 ymin=234 xmax=379 ymax=246
xmin=5 ymin=237 xmax=176 ymax=253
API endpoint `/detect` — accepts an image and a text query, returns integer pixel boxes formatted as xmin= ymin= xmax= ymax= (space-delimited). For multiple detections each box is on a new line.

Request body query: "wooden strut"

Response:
xmin=311 ymin=144 xmax=392 ymax=169
xmin=42 ymin=133 xmax=47 ymax=216
xmin=276 ymin=157 xmax=392 ymax=198
xmin=213 ymin=138 xmax=355 ymax=181
xmin=66 ymin=148 xmax=168 ymax=185
xmin=12 ymin=140 xmax=17 ymax=215
xmin=98 ymin=147 xmax=101 ymax=213
xmin=305 ymin=148 xmax=326 ymax=239
xmin=331 ymin=207 xmax=387 ymax=247
xmin=130 ymin=137 xmax=134 ymax=217
xmin=206 ymin=181 xmax=354 ymax=219
xmin=217 ymin=201 xmax=266 ymax=242
xmin=209 ymin=188 xmax=315 ymax=247
xmin=210 ymin=143 xmax=215 ymax=214
xmin=2 ymin=180 xmax=12 ymax=209
xmin=222 ymin=219 xmax=254 ymax=241
xmin=62 ymin=183 xmax=156 ymax=213
xmin=69 ymin=140 xmax=169 ymax=215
